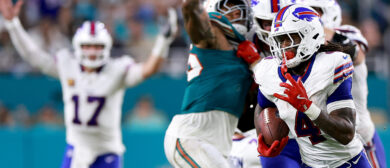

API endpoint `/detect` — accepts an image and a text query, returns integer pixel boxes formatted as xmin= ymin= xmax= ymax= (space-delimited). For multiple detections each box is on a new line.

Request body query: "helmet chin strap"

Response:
xmin=232 ymin=23 xmax=248 ymax=36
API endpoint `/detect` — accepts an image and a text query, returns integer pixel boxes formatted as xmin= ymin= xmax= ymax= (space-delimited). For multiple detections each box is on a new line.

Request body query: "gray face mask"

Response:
xmin=215 ymin=0 xmax=252 ymax=30
xmin=232 ymin=23 xmax=248 ymax=36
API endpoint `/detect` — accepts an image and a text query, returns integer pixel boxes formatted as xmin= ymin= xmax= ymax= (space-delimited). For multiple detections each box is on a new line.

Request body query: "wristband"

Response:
xmin=151 ymin=35 xmax=170 ymax=58
xmin=4 ymin=17 xmax=21 ymax=30
xmin=304 ymin=104 xmax=321 ymax=120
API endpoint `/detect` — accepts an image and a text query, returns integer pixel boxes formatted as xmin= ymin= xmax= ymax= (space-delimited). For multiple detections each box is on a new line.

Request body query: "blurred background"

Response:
xmin=0 ymin=0 xmax=389 ymax=167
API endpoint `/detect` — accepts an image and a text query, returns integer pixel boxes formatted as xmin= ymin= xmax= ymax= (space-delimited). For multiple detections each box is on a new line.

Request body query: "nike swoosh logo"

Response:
xmin=250 ymin=45 xmax=258 ymax=53
xmin=297 ymin=95 xmax=306 ymax=100
xmin=343 ymin=55 xmax=348 ymax=59
xmin=352 ymin=154 xmax=362 ymax=164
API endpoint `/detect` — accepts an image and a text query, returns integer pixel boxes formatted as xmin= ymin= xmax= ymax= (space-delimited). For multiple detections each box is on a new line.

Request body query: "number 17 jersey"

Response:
xmin=56 ymin=49 xmax=143 ymax=162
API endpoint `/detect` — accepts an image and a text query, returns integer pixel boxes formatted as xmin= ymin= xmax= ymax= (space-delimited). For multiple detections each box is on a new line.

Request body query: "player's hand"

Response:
xmin=159 ymin=7 xmax=178 ymax=43
xmin=273 ymin=73 xmax=313 ymax=113
xmin=237 ymin=40 xmax=261 ymax=65
xmin=257 ymin=134 xmax=288 ymax=157
xmin=0 ymin=0 xmax=23 ymax=20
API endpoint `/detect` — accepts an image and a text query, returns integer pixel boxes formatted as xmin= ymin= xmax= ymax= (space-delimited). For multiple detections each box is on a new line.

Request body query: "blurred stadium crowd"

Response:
xmin=0 ymin=0 xmax=389 ymax=128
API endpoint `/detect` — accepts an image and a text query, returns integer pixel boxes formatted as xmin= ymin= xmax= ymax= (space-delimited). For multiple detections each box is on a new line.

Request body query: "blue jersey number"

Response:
xmin=295 ymin=111 xmax=326 ymax=145
xmin=72 ymin=95 xmax=106 ymax=126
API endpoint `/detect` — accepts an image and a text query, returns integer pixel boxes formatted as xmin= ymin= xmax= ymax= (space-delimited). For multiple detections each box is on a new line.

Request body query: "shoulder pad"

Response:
xmin=113 ymin=55 xmax=135 ymax=64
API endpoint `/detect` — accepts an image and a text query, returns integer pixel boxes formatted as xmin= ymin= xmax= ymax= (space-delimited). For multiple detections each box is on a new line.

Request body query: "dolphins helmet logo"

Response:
xmin=292 ymin=7 xmax=319 ymax=22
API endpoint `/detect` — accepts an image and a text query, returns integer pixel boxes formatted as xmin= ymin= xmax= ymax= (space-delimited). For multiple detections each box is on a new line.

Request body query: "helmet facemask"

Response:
xmin=72 ymin=21 xmax=112 ymax=69
xmin=270 ymin=32 xmax=305 ymax=68
xmin=254 ymin=17 xmax=273 ymax=45
xmin=214 ymin=0 xmax=252 ymax=35
xmin=78 ymin=44 xmax=107 ymax=68
xmin=269 ymin=5 xmax=325 ymax=68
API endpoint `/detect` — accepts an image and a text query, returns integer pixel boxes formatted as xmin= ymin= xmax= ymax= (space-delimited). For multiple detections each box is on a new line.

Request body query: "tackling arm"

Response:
xmin=182 ymin=0 xmax=217 ymax=48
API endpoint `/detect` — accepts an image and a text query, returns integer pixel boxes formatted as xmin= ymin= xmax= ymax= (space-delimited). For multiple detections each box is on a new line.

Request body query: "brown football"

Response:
xmin=257 ymin=107 xmax=289 ymax=146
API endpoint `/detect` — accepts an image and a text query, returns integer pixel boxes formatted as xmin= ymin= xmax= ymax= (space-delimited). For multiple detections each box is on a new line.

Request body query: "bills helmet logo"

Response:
xmin=274 ymin=5 xmax=293 ymax=28
xmin=292 ymin=7 xmax=319 ymax=22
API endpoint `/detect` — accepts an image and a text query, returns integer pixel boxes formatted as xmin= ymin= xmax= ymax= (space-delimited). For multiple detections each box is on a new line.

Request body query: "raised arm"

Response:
xmin=0 ymin=0 xmax=58 ymax=77
xmin=124 ymin=8 xmax=178 ymax=86
xmin=182 ymin=0 xmax=217 ymax=48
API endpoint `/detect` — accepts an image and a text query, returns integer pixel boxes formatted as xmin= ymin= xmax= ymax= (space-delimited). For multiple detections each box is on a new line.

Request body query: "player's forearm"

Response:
xmin=313 ymin=108 xmax=356 ymax=145
xmin=182 ymin=0 xmax=215 ymax=45
xmin=4 ymin=18 xmax=57 ymax=76
xmin=142 ymin=55 xmax=164 ymax=79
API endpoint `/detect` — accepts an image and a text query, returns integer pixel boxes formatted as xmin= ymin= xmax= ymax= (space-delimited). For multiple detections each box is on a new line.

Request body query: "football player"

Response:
xmin=229 ymin=129 xmax=262 ymax=168
xmin=294 ymin=0 xmax=387 ymax=167
xmin=245 ymin=0 xmax=304 ymax=167
xmin=238 ymin=4 xmax=372 ymax=167
xmin=0 ymin=0 xmax=178 ymax=167
xmin=164 ymin=0 xmax=253 ymax=167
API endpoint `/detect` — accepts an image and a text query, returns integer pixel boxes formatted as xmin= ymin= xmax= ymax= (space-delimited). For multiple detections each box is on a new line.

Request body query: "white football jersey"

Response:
xmin=229 ymin=129 xmax=262 ymax=168
xmin=335 ymin=25 xmax=375 ymax=144
xmin=5 ymin=17 xmax=144 ymax=167
xmin=55 ymin=49 xmax=143 ymax=163
xmin=352 ymin=62 xmax=375 ymax=144
xmin=253 ymin=52 xmax=363 ymax=167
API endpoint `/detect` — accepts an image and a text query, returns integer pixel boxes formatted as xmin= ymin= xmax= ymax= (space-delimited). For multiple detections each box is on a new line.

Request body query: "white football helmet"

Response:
xmin=203 ymin=0 xmax=252 ymax=35
xmin=251 ymin=0 xmax=293 ymax=45
xmin=294 ymin=0 xmax=342 ymax=29
xmin=269 ymin=4 xmax=325 ymax=68
xmin=72 ymin=21 xmax=113 ymax=68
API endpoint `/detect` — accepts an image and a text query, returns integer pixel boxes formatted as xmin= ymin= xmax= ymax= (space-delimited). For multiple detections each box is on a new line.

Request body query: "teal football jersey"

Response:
xmin=181 ymin=12 xmax=252 ymax=117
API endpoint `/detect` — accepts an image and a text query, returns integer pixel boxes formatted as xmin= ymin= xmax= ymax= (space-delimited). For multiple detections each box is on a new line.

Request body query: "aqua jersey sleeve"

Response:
xmin=208 ymin=12 xmax=246 ymax=43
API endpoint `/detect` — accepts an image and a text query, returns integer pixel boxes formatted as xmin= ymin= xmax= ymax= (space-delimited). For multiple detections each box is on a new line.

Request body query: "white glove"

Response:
xmin=152 ymin=7 xmax=178 ymax=58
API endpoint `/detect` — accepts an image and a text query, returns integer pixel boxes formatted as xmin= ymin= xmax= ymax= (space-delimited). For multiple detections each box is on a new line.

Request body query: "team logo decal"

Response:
xmin=274 ymin=5 xmax=293 ymax=28
xmin=252 ymin=0 xmax=259 ymax=7
xmin=292 ymin=7 xmax=319 ymax=22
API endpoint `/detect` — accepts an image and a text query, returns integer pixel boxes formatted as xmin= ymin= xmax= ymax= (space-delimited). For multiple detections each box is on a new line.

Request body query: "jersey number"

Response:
xmin=295 ymin=111 xmax=326 ymax=145
xmin=72 ymin=95 xmax=105 ymax=126
xmin=187 ymin=54 xmax=203 ymax=82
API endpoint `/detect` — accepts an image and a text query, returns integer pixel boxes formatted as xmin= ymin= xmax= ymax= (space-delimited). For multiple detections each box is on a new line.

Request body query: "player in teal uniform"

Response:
xmin=164 ymin=0 xmax=254 ymax=167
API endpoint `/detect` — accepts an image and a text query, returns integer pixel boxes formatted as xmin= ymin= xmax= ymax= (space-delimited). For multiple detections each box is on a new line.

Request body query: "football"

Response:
xmin=257 ymin=107 xmax=289 ymax=146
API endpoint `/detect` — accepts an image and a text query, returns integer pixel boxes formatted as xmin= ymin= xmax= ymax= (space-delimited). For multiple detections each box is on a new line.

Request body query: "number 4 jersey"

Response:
xmin=56 ymin=49 xmax=143 ymax=163
xmin=253 ymin=52 xmax=363 ymax=167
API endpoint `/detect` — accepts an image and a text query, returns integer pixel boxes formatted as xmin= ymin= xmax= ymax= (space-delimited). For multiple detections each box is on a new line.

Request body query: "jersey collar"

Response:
xmin=278 ymin=53 xmax=316 ymax=83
